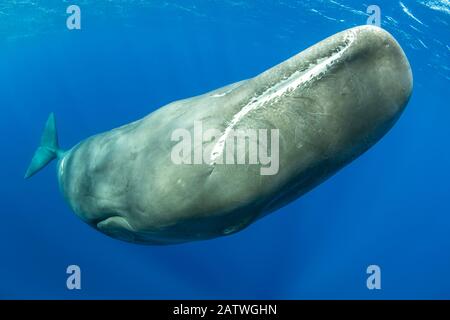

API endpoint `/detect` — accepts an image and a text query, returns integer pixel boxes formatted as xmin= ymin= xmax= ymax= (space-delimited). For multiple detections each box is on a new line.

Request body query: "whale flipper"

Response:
xmin=97 ymin=216 xmax=136 ymax=243
xmin=25 ymin=113 xmax=62 ymax=179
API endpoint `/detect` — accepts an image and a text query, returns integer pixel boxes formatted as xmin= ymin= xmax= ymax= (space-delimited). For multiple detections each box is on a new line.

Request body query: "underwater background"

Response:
xmin=0 ymin=0 xmax=449 ymax=299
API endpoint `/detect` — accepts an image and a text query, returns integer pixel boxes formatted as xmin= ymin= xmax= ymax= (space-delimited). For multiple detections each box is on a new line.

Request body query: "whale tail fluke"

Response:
xmin=25 ymin=113 xmax=63 ymax=179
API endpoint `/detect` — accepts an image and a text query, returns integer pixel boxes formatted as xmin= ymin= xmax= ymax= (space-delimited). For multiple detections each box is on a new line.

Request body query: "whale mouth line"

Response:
xmin=209 ymin=30 xmax=357 ymax=165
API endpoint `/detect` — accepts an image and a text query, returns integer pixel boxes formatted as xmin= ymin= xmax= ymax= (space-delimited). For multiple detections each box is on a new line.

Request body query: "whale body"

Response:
xmin=26 ymin=26 xmax=413 ymax=244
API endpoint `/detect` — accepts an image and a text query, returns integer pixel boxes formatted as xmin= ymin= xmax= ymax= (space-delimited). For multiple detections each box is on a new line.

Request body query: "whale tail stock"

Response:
xmin=25 ymin=113 xmax=64 ymax=179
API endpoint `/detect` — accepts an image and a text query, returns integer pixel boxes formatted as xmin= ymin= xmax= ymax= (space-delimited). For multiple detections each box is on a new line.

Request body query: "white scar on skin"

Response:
xmin=211 ymin=89 xmax=233 ymax=97
xmin=210 ymin=31 xmax=356 ymax=164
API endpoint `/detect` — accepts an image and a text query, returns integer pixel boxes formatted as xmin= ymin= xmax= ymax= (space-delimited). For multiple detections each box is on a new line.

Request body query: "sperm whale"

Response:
xmin=25 ymin=25 xmax=413 ymax=244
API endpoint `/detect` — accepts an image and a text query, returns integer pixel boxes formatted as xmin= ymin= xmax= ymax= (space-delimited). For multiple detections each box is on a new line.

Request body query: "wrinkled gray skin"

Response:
xmin=57 ymin=26 xmax=412 ymax=244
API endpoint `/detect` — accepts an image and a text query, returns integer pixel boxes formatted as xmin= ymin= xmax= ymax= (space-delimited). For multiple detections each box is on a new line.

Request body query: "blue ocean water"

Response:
xmin=0 ymin=0 xmax=449 ymax=299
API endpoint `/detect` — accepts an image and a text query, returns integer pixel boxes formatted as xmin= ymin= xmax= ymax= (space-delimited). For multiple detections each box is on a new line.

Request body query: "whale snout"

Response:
xmin=350 ymin=25 xmax=413 ymax=111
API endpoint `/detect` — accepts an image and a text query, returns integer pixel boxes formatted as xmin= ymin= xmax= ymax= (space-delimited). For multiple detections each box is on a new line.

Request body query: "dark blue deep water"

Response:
xmin=0 ymin=0 xmax=449 ymax=299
